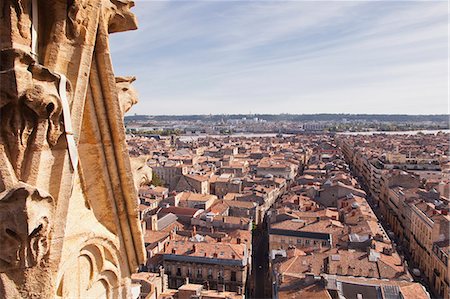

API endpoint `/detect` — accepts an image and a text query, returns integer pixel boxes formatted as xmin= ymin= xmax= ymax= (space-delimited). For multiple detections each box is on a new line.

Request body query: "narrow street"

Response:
xmin=249 ymin=174 xmax=301 ymax=298
xmin=252 ymin=216 xmax=270 ymax=299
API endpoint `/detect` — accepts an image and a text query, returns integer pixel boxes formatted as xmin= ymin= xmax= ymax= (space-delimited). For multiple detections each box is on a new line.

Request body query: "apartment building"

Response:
xmin=269 ymin=217 xmax=341 ymax=257
xmin=174 ymin=174 xmax=210 ymax=194
xmin=256 ymin=159 xmax=297 ymax=180
xmin=338 ymin=133 xmax=450 ymax=299
xmin=159 ymin=283 xmax=244 ymax=299
xmin=176 ymin=192 xmax=218 ymax=210
xmin=211 ymin=175 xmax=242 ymax=198
xmin=431 ymin=240 xmax=449 ymax=298
xmin=162 ymin=239 xmax=248 ymax=293
xmin=409 ymin=202 xmax=449 ymax=298
xmin=316 ymin=181 xmax=366 ymax=207
xmin=154 ymin=163 xmax=188 ymax=187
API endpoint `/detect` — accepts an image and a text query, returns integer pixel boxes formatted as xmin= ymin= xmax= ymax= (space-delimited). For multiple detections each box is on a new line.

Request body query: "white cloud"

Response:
xmin=109 ymin=1 xmax=448 ymax=115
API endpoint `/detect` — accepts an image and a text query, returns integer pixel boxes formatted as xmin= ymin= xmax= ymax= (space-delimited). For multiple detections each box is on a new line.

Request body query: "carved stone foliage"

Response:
xmin=116 ymin=76 xmax=138 ymax=117
xmin=0 ymin=49 xmax=65 ymax=182
xmin=0 ymin=183 xmax=54 ymax=272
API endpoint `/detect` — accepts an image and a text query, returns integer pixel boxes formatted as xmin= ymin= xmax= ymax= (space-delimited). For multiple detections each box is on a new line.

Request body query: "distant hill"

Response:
xmin=125 ymin=114 xmax=448 ymax=123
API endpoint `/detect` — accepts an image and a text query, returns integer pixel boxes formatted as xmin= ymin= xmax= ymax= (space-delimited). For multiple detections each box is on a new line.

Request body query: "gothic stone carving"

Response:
xmin=130 ymin=156 xmax=152 ymax=190
xmin=0 ymin=49 xmax=65 ymax=182
xmin=56 ymin=239 xmax=122 ymax=298
xmin=105 ymin=0 xmax=138 ymax=33
xmin=67 ymin=0 xmax=90 ymax=40
xmin=1 ymin=1 xmax=144 ymax=297
xmin=116 ymin=76 xmax=138 ymax=116
xmin=0 ymin=0 xmax=32 ymax=48
xmin=0 ymin=183 xmax=54 ymax=272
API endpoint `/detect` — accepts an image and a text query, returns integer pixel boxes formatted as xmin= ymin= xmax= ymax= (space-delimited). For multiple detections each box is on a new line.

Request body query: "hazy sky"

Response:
xmin=109 ymin=1 xmax=448 ymax=115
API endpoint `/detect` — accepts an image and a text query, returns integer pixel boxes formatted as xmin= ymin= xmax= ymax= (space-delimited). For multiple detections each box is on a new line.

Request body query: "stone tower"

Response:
xmin=0 ymin=0 xmax=145 ymax=297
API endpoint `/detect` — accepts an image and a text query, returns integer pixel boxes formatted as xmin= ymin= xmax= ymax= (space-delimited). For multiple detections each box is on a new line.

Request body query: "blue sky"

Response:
xmin=109 ymin=1 xmax=448 ymax=115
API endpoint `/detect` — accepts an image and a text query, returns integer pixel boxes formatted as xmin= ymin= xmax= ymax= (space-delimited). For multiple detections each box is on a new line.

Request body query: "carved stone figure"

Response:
xmin=130 ymin=155 xmax=153 ymax=190
xmin=116 ymin=76 xmax=138 ymax=116
xmin=67 ymin=0 xmax=90 ymax=39
xmin=0 ymin=183 xmax=54 ymax=271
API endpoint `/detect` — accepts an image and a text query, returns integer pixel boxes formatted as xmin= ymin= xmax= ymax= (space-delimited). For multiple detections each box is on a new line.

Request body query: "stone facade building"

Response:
xmin=339 ymin=136 xmax=449 ymax=299
xmin=0 ymin=1 xmax=145 ymax=297
xmin=162 ymin=240 xmax=248 ymax=294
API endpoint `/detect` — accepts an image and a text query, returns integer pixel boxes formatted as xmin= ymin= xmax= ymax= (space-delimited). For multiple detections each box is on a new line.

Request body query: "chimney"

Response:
xmin=382 ymin=247 xmax=393 ymax=256
xmin=192 ymin=244 xmax=196 ymax=253
xmin=287 ymin=246 xmax=296 ymax=258
xmin=160 ymin=266 xmax=166 ymax=292
xmin=151 ymin=214 xmax=158 ymax=231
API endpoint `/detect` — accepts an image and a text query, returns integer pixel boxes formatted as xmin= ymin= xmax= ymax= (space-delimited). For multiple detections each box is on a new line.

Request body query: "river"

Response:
xmin=177 ymin=129 xmax=448 ymax=141
xmin=336 ymin=129 xmax=449 ymax=136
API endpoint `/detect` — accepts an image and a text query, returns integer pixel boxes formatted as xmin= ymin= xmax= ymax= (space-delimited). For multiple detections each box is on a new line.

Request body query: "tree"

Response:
xmin=151 ymin=173 xmax=164 ymax=187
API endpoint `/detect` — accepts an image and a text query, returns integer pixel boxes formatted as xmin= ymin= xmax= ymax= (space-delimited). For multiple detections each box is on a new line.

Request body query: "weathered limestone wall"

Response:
xmin=0 ymin=1 xmax=145 ymax=298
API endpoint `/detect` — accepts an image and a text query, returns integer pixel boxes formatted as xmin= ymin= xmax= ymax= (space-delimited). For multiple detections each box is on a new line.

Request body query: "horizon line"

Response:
xmin=125 ymin=113 xmax=449 ymax=117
